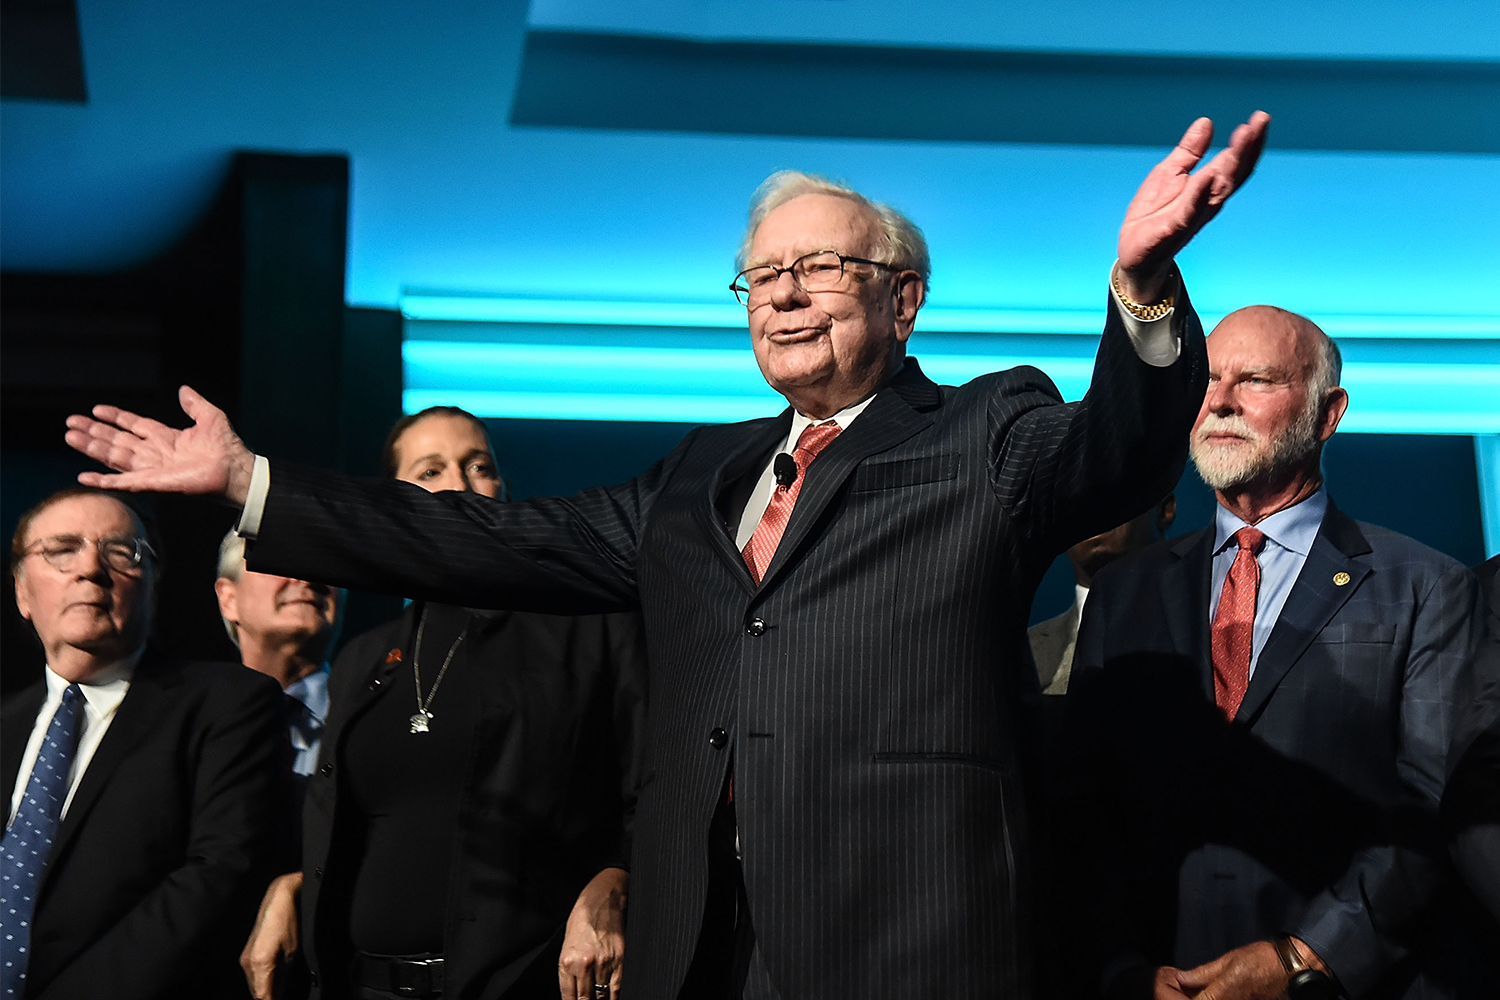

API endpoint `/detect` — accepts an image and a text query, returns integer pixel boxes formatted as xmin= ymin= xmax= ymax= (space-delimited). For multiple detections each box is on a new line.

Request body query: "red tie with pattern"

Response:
xmin=741 ymin=421 xmax=842 ymax=584
xmin=1211 ymin=526 xmax=1266 ymax=720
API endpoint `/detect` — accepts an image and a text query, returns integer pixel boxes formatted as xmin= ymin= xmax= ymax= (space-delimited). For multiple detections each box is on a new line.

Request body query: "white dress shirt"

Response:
xmin=238 ymin=272 xmax=1179 ymax=541
xmin=7 ymin=654 xmax=140 ymax=825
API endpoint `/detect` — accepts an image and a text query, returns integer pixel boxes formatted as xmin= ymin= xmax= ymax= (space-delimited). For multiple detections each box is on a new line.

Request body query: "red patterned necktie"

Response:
xmin=1211 ymin=526 xmax=1266 ymax=720
xmin=741 ymin=421 xmax=842 ymax=583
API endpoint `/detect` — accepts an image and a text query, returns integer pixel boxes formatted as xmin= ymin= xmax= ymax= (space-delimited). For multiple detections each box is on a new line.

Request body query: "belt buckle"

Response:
xmin=391 ymin=956 xmax=442 ymax=997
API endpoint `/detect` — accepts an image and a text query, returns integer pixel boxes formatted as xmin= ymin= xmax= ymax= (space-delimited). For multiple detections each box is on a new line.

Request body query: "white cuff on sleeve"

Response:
xmin=236 ymin=455 xmax=271 ymax=539
xmin=1109 ymin=266 xmax=1182 ymax=367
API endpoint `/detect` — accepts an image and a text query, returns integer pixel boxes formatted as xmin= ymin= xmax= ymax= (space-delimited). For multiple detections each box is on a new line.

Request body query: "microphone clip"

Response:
xmin=773 ymin=453 xmax=798 ymax=490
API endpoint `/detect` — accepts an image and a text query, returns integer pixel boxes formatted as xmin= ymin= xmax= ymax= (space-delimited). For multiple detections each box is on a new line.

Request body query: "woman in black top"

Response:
xmin=242 ymin=408 xmax=646 ymax=1000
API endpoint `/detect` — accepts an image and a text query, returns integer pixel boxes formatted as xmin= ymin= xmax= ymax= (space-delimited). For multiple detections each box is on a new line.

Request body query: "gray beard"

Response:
xmin=1191 ymin=400 xmax=1322 ymax=492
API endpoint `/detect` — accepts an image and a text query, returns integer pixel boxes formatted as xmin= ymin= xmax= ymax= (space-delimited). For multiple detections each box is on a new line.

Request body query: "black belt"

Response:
xmin=353 ymin=952 xmax=445 ymax=998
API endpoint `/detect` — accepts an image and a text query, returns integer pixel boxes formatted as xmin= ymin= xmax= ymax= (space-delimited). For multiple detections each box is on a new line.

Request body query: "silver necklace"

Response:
xmin=408 ymin=607 xmax=465 ymax=734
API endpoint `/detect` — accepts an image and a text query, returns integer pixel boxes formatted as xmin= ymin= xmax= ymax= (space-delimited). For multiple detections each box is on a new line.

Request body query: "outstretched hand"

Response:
xmin=1117 ymin=111 xmax=1272 ymax=302
xmin=64 ymin=385 xmax=257 ymax=506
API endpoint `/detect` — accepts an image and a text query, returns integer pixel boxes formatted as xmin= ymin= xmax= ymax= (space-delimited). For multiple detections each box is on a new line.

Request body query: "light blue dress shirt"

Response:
xmin=283 ymin=666 xmax=330 ymax=777
xmin=1209 ymin=489 xmax=1329 ymax=680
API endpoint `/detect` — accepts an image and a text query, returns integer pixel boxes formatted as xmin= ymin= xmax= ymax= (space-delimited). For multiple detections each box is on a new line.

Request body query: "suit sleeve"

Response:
xmin=987 ymin=290 xmax=1206 ymax=553
xmin=34 ymin=673 xmax=286 ymax=1000
xmin=1292 ymin=560 xmax=1485 ymax=996
xmin=248 ymin=429 xmax=700 ymax=614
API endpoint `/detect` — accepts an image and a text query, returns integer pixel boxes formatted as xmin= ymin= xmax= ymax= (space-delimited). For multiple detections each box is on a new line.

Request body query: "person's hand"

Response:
xmin=1117 ymin=111 xmax=1272 ymax=303
xmin=65 ymin=384 xmax=256 ymax=505
xmin=240 ymin=872 xmax=303 ymax=1000
xmin=1152 ymin=966 xmax=1195 ymax=999
xmin=1175 ymin=938 xmax=1326 ymax=1000
xmin=558 ymin=867 xmax=627 ymax=1000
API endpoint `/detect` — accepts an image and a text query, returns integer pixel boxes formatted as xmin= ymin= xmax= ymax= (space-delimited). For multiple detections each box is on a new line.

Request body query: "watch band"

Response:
xmin=1273 ymin=935 xmax=1311 ymax=974
xmin=1111 ymin=265 xmax=1177 ymax=321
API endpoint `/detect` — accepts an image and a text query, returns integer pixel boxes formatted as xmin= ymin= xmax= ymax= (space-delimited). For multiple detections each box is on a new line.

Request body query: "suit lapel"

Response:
xmin=694 ymin=412 xmax=791 ymax=593
xmin=1236 ymin=503 xmax=1372 ymax=725
xmin=328 ymin=607 xmax=419 ymax=747
xmin=1161 ymin=527 xmax=1217 ymax=700
xmin=2 ymin=683 xmax=48 ymax=812
xmin=756 ymin=361 xmax=940 ymax=594
xmin=45 ymin=652 xmax=181 ymax=874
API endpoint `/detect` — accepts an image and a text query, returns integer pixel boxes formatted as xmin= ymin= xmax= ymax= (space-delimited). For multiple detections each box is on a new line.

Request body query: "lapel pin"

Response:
xmin=1333 ymin=572 xmax=1351 ymax=587
xmin=385 ymin=648 xmax=402 ymax=663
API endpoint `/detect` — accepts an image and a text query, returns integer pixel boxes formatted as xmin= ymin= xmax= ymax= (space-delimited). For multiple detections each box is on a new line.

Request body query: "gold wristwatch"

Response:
xmin=1111 ymin=265 xmax=1177 ymax=321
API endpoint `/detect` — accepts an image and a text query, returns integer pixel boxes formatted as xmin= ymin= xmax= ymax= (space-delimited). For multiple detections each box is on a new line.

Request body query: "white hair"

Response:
xmin=736 ymin=171 xmax=931 ymax=288
xmin=216 ymin=528 xmax=246 ymax=647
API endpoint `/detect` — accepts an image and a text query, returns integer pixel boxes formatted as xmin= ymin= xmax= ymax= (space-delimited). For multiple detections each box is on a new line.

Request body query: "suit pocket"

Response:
xmin=1312 ymin=622 xmax=1398 ymax=644
xmin=849 ymin=453 xmax=961 ymax=492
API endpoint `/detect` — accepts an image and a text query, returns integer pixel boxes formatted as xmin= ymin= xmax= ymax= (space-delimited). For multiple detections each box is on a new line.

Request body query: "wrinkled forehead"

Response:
xmin=747 ymin=192 xmax=883 ymax=266
xmin=1208 ymin=312 xmax=1318 ymax=377
xmin=24 ymin=495 xmax=143 ymax=547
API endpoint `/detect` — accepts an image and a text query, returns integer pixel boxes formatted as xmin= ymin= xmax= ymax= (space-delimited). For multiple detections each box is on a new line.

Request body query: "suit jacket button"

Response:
xmin=709 ymin=727 xmax=729 ymax=749
xmin=313 ymin=867 xmax=324 ymax=880
xmin=745 ymin=618 xmax=766 ymax=637
xmin=318 ymin=762 xmax=333 ymax=777
xmin=368 ymin=677 xmax=383 ymax=690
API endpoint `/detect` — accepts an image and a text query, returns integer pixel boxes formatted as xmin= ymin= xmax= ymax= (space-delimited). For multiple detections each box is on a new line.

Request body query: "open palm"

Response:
xmin=65 ymin=385 xmax=257 ymax=505
xmin=1118 ymin=111 xmax=1271 ymax=299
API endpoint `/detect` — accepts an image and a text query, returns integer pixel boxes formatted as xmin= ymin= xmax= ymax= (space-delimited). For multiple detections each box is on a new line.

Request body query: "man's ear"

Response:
xmin=14 ymin=569 xmax=33 ymax=623
xmin=213 ymin=577 xmax=239 ymax=624
xmin=893 ymin=272 xmax=925 ymax=342
xmin=1319 ymin=387 xmax=1349 ymax=442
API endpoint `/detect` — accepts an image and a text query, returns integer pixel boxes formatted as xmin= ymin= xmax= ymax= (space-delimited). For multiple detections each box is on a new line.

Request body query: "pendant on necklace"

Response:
xmin=409 ymin=711 xmax=432 ymax=734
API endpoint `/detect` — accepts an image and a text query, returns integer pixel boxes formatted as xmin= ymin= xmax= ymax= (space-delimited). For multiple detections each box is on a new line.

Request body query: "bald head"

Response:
xmin=1191 ymin=305 xmax=1347 ymax=498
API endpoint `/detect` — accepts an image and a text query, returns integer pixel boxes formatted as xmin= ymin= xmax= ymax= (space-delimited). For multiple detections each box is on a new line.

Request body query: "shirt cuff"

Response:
xmin=236 ymin=455 xmax=271 ymax=539
xmin=1109 ymin=264 xmax=1182 ymax=368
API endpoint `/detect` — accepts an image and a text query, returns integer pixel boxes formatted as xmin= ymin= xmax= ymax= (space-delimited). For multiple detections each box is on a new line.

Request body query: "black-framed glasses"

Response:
xmin=23 ymin=534 xmax=157 ymax=573
xmin=730 ymin=249 xmax=901 ymax=307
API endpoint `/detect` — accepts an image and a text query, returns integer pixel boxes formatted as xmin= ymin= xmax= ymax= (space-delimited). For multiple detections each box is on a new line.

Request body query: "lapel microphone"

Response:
xmin=773 ymin=453 xmax=798 ymax=489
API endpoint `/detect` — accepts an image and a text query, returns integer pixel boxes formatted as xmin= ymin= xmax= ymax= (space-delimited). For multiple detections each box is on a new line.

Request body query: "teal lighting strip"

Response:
xmin=1477 ymin=435 xmax=1500 ymax=559
xmin=401 ymin=294 xmax=1500 ymax=340
xmin=402 ymin=309 xmax=1500 ymax=436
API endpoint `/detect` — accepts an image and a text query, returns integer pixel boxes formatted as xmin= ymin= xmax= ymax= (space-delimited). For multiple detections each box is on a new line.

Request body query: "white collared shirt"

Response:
xmin=7 ymin=654 xmax=139 ymax=825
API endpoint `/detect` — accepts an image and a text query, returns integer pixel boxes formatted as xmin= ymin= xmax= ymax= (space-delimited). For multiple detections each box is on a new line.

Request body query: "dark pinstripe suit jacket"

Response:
xmin=247 ymin=295 xmax=1206 ymax=998
xmin=1068 ymin=504 xmax=1485 ymax=999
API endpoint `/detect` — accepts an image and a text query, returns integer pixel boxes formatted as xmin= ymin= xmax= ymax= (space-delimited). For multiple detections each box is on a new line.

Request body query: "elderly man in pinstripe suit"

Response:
xmin=66 ymin=112 xmax=1269 ymax=999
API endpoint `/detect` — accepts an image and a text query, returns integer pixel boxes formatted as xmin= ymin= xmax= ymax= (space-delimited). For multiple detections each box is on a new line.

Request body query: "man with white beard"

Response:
xmin=1063 ymin=306 xmax=1487 ymax=1000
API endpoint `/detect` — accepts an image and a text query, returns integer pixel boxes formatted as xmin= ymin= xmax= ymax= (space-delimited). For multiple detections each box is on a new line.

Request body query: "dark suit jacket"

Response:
xmin=302 ymin=604 xmax=647 ymax=1000
xmin=0 ymin=654 xmax=286 ymax=1000
xmin=1067 ymin=503 xmax=1484 ymax=999
xmin=246 ymin=294 xmax=1207 ymax=998
xmin=1445 ymin=555 xmax=1500 ymax=926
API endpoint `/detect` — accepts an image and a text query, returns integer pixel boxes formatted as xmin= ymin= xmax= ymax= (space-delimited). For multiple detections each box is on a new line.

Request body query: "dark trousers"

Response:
xmin=677 ymin=783 xmax=780 ymax=1000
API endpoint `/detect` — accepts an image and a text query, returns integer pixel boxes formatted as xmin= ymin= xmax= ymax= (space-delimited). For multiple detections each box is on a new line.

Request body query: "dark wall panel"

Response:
xmin=513 ymin=30 xmax=1500 ymax=153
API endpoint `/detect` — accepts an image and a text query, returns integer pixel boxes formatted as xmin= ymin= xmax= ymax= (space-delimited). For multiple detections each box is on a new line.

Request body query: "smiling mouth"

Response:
xmin=766 ymin=327 xmax=826 ymax=343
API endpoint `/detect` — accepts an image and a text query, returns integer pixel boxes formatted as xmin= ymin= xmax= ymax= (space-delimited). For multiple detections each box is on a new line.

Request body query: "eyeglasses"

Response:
xmin=730 ymin=250 xmax=902 ymax=307
xmin=22 ymin=534 xmax=157 ymax=573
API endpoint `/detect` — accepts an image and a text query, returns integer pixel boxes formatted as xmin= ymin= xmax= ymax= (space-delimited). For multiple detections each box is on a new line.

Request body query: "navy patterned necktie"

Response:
xmin=1 ymin=684 xmax=85 ymax=997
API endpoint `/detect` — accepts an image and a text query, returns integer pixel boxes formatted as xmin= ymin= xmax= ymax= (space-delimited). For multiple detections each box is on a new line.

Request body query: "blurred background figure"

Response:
xmin=216 ymin=530 xmax=344 ymax=783
xmin=239 ymin=407 xmax=647 ymax=1000
xmin=2 ymin=489 xmax=285 ymax=999
xmin=1030 ymin=496 xmax=1176 ymax=695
